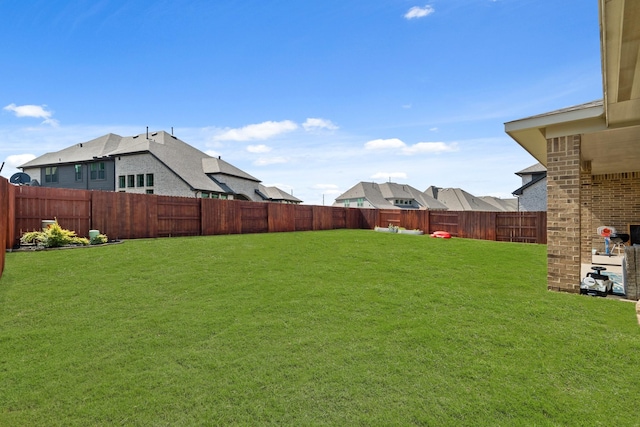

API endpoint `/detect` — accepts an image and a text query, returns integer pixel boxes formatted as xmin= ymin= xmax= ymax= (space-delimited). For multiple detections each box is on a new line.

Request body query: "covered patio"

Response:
xmin=505 ymin=0 xmax=640 ymax=298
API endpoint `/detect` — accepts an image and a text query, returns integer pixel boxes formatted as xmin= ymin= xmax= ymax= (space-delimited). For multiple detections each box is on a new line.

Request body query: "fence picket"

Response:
xmin=0 ymin=182 xmax=546 ymax=279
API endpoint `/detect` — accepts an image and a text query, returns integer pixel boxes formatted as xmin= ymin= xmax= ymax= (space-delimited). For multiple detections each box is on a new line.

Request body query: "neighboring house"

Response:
xmin=504 ymin=0 xmax=640 ymax=296
xmin=425 ymin=186 xmax=517 ymax=212
xmin=512 ymin=163 xmax=547 ymax=211
xmin=256 ymin=184 xmax=302 ymax=204
xmin=479 ymin=196 xmax=519 ymax=212
xmin=333 ymin=182 xmax=448 ymax=210
xmin=20 ymin=130 xmax=301 ymax=203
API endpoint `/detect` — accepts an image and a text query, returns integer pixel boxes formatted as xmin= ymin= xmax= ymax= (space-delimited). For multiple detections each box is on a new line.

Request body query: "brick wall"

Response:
xmin=546 ymin=135 xmax=582 ymax=293
xmin=580 ymin=161 xmax=593 ymax=263
xmin=548 ymin=134 xmax=640 ymax=297
xmin=588 ymin=172 xmax=640 ymax=255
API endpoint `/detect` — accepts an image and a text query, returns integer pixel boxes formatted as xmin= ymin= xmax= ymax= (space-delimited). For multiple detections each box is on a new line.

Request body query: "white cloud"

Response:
xmin=364 ymin=138 xmax=406 ymax=150
xmin=312 ymin=184 xmax=341 ymax=196
xmin=253 ymin=156 xmax=288 ymax=166
xmin=371 ymin=172 xmax=408 ymax=180
xmin=429 ymin=127 xmax=439 ymax=132
xmin=404 ymin=5 xmax=435 ymax=19
xmin=214 ymin=120 xmax=298 ymax=141
xmin=5 ymin=153 xmax=36 ymax=169
xmin=312 ymin=183 xmax=339 ymax=190
xmin=3 ymin=103 xmax=59 ymax=126
xmin=247 ymin=144 xmax=272 ymax=153
xmin=204 ymin=149 xmax=221 ymax=158
xmin=364 ymin=138 xmax=458 ymax=155
xmin=303 ymin=118 xmax=338 ymax=131
xmin=401 ymin=141 xmax=459 ymax=155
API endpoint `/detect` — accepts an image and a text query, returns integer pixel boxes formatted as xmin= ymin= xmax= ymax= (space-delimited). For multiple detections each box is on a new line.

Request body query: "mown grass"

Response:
xmin=1 ymin=229 xmax=639 ymax=426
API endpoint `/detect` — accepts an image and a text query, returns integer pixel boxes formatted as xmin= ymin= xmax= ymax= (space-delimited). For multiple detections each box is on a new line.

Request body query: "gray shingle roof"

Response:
xmin=515 ymin=162 xmax=547 ymax=175
xmin=257 ymin=184 xmax=302 ymax=203
xmin=20 ymin=130 xmax=260 ymax=193
xmin=335 ymin=181 xmax=448 ymax=210
xmin=336 ymin=182 xmax=395 ymax=209
xmin=434 ymin=188 xmax=506 ymax=211
xmin=20 ymin=133 xmax=123 ymax=167
xmin=478 ymin=196 xmax=518 ymax=211
xmin=505 ymin=99 xmax=604 ymax=124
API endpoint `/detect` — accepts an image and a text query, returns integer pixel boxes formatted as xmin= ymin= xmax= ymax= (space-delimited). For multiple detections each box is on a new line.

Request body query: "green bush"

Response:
xmin=19 ymin=220 xmax=90 ymax=248
xmin=90 ymin=234 xmax=108 ymax=245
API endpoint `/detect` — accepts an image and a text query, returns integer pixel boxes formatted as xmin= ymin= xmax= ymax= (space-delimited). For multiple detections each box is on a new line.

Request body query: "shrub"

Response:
xmin=20 ymin=220 xmax=90 ymax=248
xmin=20 ymin=230 xmax=45 ymax=246
xmin=90 ymin=234 xmax=108 ymax=245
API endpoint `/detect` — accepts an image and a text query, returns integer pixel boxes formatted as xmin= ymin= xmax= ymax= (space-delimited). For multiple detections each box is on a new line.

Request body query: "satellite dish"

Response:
xmin=9 ymin=172 xmax=31 ymax=185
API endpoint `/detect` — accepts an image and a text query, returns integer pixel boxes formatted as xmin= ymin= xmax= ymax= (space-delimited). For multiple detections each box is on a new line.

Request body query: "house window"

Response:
xmin=118 ymin=175 xmax=126 ymax=188
xmin=127 ymin=175 xmax=135 ymax=187
xmin=357 ymin=198 xmax=364 ymax=207
xmin=220 ymin=194 xmax=227 ymax=200
xmin=146 ymin=189 xmax=154 ymax=194
xmin=146 ymin=174 xmax=154 ymax=187
xmin=343 ymin=199 xmax=350 ymax=207
xmin=90 ymin=162 xmax=105 ymax=180
xmin=201 ymin=193 xmax=209 ymax=198
xmin=137 ymin=174 xmax=144 ymax=187
xmin=211 ymin=194 xmax=219 ymax=199
xmin=45 ymin=166 xmax=58 ymax=183
xmin=74 ymin=164 xmax=82 ymax=181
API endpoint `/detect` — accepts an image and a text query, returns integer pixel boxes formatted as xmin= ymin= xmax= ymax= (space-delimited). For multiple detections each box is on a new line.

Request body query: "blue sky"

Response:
xmin=1 ymin=0 xmax=602 ymax=205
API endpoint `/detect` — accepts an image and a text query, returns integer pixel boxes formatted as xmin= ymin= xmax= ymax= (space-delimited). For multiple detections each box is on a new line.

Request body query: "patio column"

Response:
xmin=546 ymin=135 xmax=582 ymax=292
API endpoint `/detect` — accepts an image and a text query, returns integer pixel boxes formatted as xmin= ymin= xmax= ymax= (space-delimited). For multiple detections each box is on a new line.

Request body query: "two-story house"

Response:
xmin=19 ymin=130 xmax=301 ymax=203
xmin=512 ymin=163 xmax=547 ymax=212
xmin=333 ymin=182 xmax=448 ymax=210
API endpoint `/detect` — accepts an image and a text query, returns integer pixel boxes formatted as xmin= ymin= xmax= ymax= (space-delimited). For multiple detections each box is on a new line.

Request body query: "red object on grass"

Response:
xmin=430 ymin=231 xmax=451 ymax=239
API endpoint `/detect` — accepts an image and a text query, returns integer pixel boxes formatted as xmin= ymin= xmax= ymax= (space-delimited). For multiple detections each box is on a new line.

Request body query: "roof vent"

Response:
xmin=151 ymin=132 xmax=158 ymax=136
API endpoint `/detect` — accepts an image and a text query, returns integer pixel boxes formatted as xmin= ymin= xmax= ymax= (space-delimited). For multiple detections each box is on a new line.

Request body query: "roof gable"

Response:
xmin=19 ymin=133 xmax=122 ymax=167
xmin=257 ymin=184 xmax=302 ymax=202
xmin=435 ymin=188 xmax=505 ymax=211
xmin=20 ymin=130 xmax=261 ymax=194
xmin=336 ymin=181 xmax=447 ymax=210
xmin=515 ymin=162 xmax=547 ymax=176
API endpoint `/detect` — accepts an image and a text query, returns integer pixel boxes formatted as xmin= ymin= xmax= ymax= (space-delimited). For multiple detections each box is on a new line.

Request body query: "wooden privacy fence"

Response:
xmin=0 ymin=177 xmax=13 ymax=279
xmin=9 ymin=186 xmax=370 ymax=242
xmin=0 ymin=182 xmax=546 ymax=278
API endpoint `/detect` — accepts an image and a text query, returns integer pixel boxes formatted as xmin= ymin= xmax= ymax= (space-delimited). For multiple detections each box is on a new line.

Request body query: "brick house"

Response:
xmin=512 ymin=163 xmax=547 ymax=212
xmin=333 ymin=182 xmax=448 ymax=210
xmin=20 ymin=130 xmax=302 ymax=204
xmin=505 ymin=0 xmax=640 ymax=297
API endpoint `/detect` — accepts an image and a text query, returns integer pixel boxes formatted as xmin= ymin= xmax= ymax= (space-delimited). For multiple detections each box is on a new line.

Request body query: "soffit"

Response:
xmin=602 ymin=0 xmax=640 ymax=126
xmin=582 ymin=124 xmax=640 ymax=174
xmin=504 ymin=102 xmax=606 ymax=167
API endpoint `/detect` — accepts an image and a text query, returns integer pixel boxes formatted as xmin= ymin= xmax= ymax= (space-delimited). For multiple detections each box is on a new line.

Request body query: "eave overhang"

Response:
xmin=504 ymin=102 xmax=606 ymax=167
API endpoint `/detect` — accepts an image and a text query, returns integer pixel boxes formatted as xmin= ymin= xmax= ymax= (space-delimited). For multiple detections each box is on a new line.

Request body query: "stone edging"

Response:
xmin=7 ymin=240 xmax=124 ymax=252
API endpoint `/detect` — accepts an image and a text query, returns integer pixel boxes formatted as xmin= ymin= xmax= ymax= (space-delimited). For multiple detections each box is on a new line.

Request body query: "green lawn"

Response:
xmin=1 ymin=230 xmax=639 ymax=426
